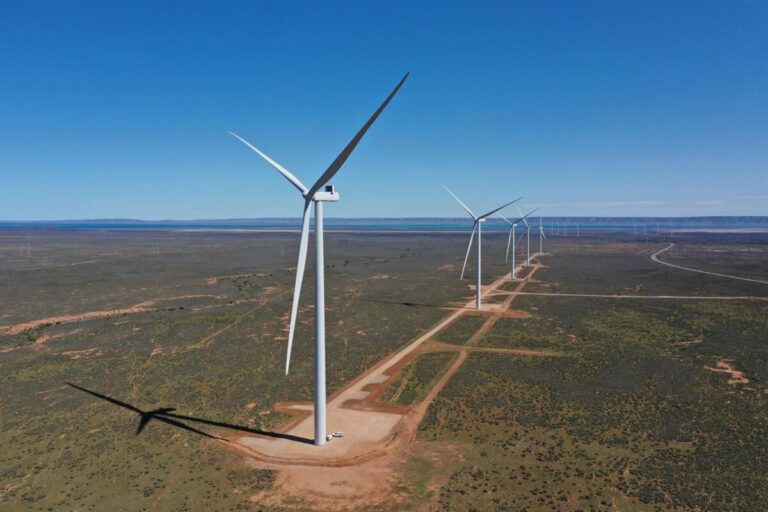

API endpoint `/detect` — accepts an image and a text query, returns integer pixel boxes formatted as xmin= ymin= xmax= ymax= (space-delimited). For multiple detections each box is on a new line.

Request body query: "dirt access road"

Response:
xmin=651 ymin=243 xmax=768 ymax=286
xmin=237 ymin=256 xmax=550 ymax=464
xmin=498 ymin=291 xmax=768 ymax=301
xmin=232 ymin=256 xmax=555 ymax=510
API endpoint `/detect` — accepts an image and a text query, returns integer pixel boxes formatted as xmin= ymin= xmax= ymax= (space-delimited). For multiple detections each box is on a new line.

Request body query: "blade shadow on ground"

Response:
xmin=66 ymin=382 xmax=313 ymax=445
xmin=362 ymin=298 xmax=483 ymax=310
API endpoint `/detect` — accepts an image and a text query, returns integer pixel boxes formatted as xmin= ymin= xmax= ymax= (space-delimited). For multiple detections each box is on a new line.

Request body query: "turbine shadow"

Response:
xmin=363 ymin=298 xmax=480 ymax=310
xmin=66 ymin=382 xmax=313 ymax=445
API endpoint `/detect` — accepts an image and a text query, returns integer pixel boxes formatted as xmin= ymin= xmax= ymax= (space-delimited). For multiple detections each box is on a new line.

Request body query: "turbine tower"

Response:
xmin=443 ymin=185 xmax=520 ymax=309
xmin=516 ymin=205 xmax=532 ymax=266
xmin=230 ymin=73 xmax=408 ymax=446
xmin=499 ymin=208 xmax=537 ymax=280
xmin=539 ymin=216 xmax=546 ymax=254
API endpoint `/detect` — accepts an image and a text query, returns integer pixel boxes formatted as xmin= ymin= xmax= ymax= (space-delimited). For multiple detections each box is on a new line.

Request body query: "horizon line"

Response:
xmin=2 ymin=216 xmax=768 ymax=223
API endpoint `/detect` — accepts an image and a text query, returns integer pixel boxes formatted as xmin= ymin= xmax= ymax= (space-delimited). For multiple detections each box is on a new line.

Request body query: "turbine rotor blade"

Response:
xmin=478 ymin=196 xmax=523 ymax=220
xmin=519 ymin=207 xmax=539 ymax=224
xmin=498 ymin=214 xmax=514 ymax=226
xmin=442 ymin=184 xmax=476 ymax=219
xmin=285 ymin=200 xmax=312 ymax=375
xmin=307 ymin=73 xmax=409 ymax=198
xmin=506 ymin=207 xmax=539 ymax=226
xmin=515 ymin=204 xmax=530 ymax=227
xmin=461 ymin=222 xmax=477 ymax=279
xmin=229 ymin=132 xmax=309 ymax=195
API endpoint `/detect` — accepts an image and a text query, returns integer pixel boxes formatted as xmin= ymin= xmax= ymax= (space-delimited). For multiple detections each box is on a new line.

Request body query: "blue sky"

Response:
xmin=1 ymin=1 xmax=766 ymax=219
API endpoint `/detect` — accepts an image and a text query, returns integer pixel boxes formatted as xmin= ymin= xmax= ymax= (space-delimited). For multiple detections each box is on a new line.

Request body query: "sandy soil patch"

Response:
xmin=61 ymin=347 xmax=103 ymax=360
xmin=0 ymin=294 xmax=226 ymax=336
xmin=249 ymin=455 xmax=403 ymax=511
xmin=673 ymin=338 xmax=703 ymax=348
xmin=705 ymin=358 xmax=749 ymax=385
xmin=501 ymin=309 xmax=533 ymax=318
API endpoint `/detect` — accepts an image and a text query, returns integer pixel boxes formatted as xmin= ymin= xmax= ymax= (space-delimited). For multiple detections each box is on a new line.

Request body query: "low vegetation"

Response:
xmin=2 ymin=231 xmax=767 ymax=510
xmin=383 ymin=351 xmax=457 ymax=405
xmin=420 ymin=237 xmax=768 ymax=511
xmin=433 ymin=315 xmax=487 ymax=345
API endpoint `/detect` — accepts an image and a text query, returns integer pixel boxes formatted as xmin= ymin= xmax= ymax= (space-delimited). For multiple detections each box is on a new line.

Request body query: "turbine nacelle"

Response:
xmin=312 ymin=185 xmax=340 ymax=202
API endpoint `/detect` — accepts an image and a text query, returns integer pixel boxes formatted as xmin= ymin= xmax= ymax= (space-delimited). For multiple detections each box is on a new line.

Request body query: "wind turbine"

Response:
xmin=230 ymin=73 xmax=408 ymax=446
xmin=539 ymin=216 xmax=547 ymax=254
xmin=516 ymin=205 xmax=532 ymax=266
xmin=443 ymin=185 xmax=521 ymax=309
xmin=499 ymin=208 xmax=537 ymax=280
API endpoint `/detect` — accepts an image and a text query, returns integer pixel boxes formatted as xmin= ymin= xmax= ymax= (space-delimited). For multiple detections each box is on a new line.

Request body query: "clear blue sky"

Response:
xmin=1 ymin=1 xmax=766 ymax=219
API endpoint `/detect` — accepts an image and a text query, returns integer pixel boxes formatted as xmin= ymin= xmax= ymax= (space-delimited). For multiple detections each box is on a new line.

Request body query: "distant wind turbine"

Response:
xmin=230 ymin=73 xmax=408 ymax=446
xmin=499 ymin=208 xmax=537 ymax=280
xmin=443 ymin=185 xmax=521 ymax=309
xmin=516 ymin=205 xmax=532 ymax=266
xmin=539 ymin=216 xmax=547 ymax=254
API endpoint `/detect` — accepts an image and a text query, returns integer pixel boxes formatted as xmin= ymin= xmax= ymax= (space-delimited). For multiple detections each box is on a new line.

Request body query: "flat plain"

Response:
xmin=1 ymin=228 xmax=767 ymax=511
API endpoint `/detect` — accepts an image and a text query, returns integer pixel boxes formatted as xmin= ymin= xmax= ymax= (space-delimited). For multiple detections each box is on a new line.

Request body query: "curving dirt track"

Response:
xmin=651 ymin=243 xmax=768 ymax=285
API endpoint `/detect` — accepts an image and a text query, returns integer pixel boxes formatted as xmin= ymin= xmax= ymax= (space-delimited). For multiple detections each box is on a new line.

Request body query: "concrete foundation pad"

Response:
xmin=238 ymin=406 xmax=403 ymax=461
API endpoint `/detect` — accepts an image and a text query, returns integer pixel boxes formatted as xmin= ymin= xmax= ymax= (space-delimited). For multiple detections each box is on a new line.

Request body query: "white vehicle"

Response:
xmin=332 ymin=431 xmax=344 ymax=438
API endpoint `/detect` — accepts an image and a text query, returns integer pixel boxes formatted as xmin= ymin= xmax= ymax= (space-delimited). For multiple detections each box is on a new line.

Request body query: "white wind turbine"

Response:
xmin=516 ymin=205 xmax=532 ymax=266
xmin=539 ymin=216 xmax=547 ymax=253
xmin=499 ymin=208 xmax=538 ymax=280
xmin=230 ymin=73 xmax=408 ymax=446
xmin=443 ymin=185 xmax=521 ymax=309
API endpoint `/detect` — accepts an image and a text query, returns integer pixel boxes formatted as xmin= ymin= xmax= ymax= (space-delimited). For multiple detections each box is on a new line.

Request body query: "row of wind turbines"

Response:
xmin=228 ymin=73 xmax=546 ymax=447
xmin=441 ymin=186 xmax=546 ymax=309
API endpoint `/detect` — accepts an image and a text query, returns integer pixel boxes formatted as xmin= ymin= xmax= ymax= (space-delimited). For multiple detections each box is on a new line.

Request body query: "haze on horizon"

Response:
xmin=1 ymin=1 xmax=766 ymax=220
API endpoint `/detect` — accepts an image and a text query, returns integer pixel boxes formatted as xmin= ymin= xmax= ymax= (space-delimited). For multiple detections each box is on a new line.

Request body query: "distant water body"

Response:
xmin=1 ymin=219 xmax=767 ymax=233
